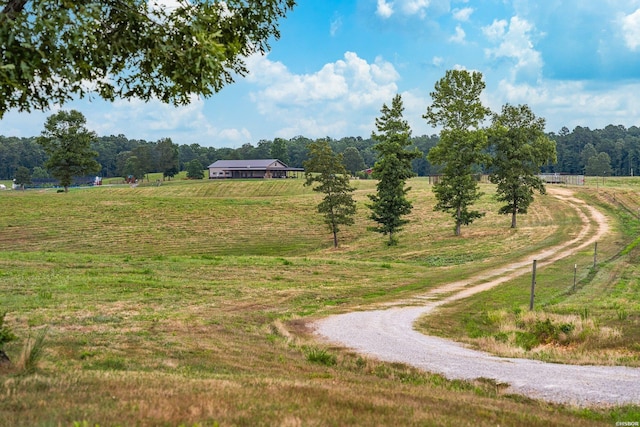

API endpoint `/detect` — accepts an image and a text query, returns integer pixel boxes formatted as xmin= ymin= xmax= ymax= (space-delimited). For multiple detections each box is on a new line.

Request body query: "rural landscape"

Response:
xmin=1 ymin=174 xmax=639 ymax=426
xmin=2 ymin=1 xmax=640 ymax=426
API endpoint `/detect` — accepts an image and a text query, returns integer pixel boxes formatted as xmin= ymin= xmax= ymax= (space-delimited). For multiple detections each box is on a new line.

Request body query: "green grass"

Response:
xmin=0 ymin=177 xmax=637 ymax=426
xmin=418 ymin=185 xmax=640 ymax=367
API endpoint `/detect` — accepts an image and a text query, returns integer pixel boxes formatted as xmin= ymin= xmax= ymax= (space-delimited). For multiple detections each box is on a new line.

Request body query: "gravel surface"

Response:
xmin=314 ymin=189 xmax=640 ymax=407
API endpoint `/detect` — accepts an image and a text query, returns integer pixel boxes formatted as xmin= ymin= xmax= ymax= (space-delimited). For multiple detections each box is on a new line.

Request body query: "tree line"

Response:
xmin=2 ymin=122 xmax=639 ymax=181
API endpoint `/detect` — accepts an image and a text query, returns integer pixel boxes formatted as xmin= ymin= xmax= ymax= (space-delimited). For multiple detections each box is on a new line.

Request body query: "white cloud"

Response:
xmin=482 ymin=19 xmax=507 ymax=41
xmin=483 ymin=16 xmax=543 ymax=83
xmin=330 ymin=16 xmax=343 ymax=37
xmin=449 ymin=25 xmax=466 ymax=44
xmin=621 ymin=8 xmax=640 ymax=50
xmin=401 ymin=0 xmax=430 ymax=17
xmin=432 ymin=56 xmax=444 ymax=67
xmin=218 ymin=128 xmax=252 ymax=143
xmin=245 ymin=52 xmax=400 ymax=139
xmin=377 ymin=0 xmax=394 ymax=18
xmin=452 ymin=7 xmax=473 ymax=22
xmin=377 ymin=0 xmax=437 ymax=19
xmin=486 ymin=78 xmax=640 ymax=133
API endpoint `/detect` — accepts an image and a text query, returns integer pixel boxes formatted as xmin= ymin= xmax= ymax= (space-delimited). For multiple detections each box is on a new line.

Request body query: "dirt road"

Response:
xmin=314 ymin=188 xmax=640 ymax=406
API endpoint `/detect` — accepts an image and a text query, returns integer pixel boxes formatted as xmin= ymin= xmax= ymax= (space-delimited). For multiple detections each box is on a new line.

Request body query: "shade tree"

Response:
xmin=424 ymin=69 xmax=490 ymax=236
xmin=36 ymin=110 xmax=100 ymax=192
xmin=488 ymin=104 xmax=557 ymax=228
xmin=0 ymin=0 xmax=295 ymax=117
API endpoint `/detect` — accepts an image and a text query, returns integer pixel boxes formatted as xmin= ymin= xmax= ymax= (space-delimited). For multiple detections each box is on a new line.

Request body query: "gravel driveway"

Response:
xmin=314 ymin=189 xmax=640 ymax=407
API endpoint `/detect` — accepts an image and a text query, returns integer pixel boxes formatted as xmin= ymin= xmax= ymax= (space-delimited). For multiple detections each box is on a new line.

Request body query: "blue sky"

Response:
xmin=3 ymin=0 xmax=640 ymax=147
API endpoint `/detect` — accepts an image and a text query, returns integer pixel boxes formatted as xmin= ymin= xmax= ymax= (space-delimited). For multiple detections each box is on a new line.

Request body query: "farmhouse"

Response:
xmin=208 ymin=159 xmax=304 ymax=179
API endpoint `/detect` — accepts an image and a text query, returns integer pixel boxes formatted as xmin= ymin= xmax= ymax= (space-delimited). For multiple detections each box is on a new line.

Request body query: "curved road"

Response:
xmin=314 ymin=189 xmax=640 ymax=406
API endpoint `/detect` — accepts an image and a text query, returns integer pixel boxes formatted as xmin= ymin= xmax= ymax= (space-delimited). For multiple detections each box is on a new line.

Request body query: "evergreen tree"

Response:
xmin=304 ymin=139 xmax=356 ymax=248
xmin=424 ymin=69 xmax=490 ymax=236
xmin=368 ymin=95 xmax=422 ymax=245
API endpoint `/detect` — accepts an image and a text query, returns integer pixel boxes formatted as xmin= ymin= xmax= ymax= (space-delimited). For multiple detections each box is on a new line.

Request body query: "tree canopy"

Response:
xmin=0 ymin=0 xmax=295 ymax=117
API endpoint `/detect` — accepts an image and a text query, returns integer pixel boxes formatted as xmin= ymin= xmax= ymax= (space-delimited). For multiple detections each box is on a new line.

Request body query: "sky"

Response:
xmin=3 ymin=0 xmax=640 ymax=148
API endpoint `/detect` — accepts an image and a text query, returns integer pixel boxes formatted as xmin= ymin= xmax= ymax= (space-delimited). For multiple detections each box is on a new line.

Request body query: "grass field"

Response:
xmin=0 ymin=177 xmax=638 ymax=426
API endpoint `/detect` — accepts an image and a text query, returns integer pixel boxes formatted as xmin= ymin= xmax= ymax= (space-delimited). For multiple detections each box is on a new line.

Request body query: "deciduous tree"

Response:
xmin=36 ymin=110 xmax=100 ymax=192
xmin=186 ymin=159 xmax=205 ymax=179
xmin=585 ymin=152 xmax=613 ymax=177
xmin=13 ymin=165 xmax=31 ymax=189
xmin=424 ymin=69 xmax=490 ymax=236
xmin=368 ymin=95 xmax=422 ymax=245
xmin=488 ymin=104 xmax=557 ymax=228
xmin=0 ymin=0 xmax=295 ymax=117
xmin=342 ymin=146 xmax=365 ymax=176
xmin=270 ymin=138 xmax=290 ymax=164
xmin=304 ymin=139 xmax=356 ymax=248
xmin=155 ymin=138 xmax=180 ymax=180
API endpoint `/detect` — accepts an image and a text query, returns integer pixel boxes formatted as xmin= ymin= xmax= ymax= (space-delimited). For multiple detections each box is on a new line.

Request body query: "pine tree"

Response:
xmin=304 ymin=139 xmax=356 ymax=248
xmin=368 ymin=95 xmax=422 ymax=245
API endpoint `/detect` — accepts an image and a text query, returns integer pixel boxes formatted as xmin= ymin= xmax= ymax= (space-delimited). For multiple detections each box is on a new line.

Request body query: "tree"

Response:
xmin=488 ymin=104 xmax=557 ymax=228
xmin=342 ymin=146 xmax=365 ymax=176
xmin=303 ymin=140 xmax=356 ymax=248
xmin=585 ymin=152 xmax=613 ymax=176
xmin=423 ymin=69 xmax=490 ymax=236
xmin=131 ymin=145 xmax=153 ymax=182
xmin=0 ymin=0 xmax=295 ymax=117
xmin=36 ymin=110 xmax=100 ymax=192
xmin=123 ymin=156 xmax=146 ymax=182
xmin=270 ymin=138 xmax=290 ymax=164
xmin=186 ymin=159 xmax=205 ymax=179
xmin=368 ymin=95 xmax=422 ymax=246
xmin=31 ymin=166 xmax=49 ymax=180
xmin=155 ymin=138 xmax=180 ymax=180
xmin=13 ymin=165 xmax=31 ymax=189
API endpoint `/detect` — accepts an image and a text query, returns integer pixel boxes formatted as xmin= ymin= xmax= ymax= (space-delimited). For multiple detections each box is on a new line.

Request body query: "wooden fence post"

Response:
xmin=530 ymin=260 xmax=537 ymax=311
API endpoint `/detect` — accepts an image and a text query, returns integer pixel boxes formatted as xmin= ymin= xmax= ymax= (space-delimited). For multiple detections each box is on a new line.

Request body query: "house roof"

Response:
xmin=207 ymin=159 xmax=303 ymax=171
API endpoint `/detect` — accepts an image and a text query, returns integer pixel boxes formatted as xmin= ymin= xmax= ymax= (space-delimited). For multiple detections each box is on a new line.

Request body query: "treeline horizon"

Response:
xmin=1 ymin=123 xmax=640 ymax=180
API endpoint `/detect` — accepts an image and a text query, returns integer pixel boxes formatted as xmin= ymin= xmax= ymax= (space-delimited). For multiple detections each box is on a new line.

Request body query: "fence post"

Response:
xmin=530 ymin=260 xmax=537 ymax=311
xmin=593 ymin=242 xmax=598 ymax=268
xmin=573 ymin=264 xmax=577 ymax=292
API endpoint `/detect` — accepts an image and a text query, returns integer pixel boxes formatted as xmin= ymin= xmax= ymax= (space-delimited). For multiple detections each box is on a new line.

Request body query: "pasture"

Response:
xmin=0 ymin=177 xmax=638 ymax=426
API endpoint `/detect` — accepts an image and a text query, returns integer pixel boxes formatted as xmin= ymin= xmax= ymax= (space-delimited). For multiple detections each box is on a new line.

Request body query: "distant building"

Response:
xmin=207 ymin=159 xmax=303 ymax=179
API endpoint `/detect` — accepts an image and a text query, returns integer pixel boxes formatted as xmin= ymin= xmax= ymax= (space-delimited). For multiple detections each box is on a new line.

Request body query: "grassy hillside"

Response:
xmin=0 ymin=177 xmax=637 ymax=426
